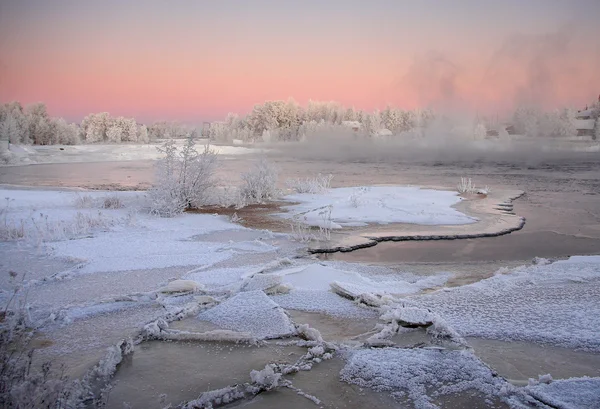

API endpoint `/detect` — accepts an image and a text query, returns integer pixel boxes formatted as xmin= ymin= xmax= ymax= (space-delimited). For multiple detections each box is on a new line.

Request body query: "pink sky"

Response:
xmin=1 ymin=1 xmax=599 ymax=123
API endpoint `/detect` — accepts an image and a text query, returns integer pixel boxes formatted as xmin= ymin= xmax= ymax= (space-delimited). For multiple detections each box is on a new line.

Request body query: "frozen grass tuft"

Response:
xmin=73 ymin=194 xmax=94 ymax=209
xmin=74 ymin=193 xmax=124 ymax=209
xmin=289 ymin=204 xmax=333 ymax=242
xmin=101 ymin=194 xmax=123 ymax=209
xmin=457 ymin=177 xmax=477 ymax=194
xmin=1 ymin=209 xmax=118 ymax=245
xmin=286 ymin=173 xmax=333 ymax=194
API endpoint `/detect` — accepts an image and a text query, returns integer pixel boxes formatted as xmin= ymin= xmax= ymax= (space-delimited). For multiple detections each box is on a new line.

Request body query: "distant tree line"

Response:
xmin=1 ymin=99 xmax=598 ymax=145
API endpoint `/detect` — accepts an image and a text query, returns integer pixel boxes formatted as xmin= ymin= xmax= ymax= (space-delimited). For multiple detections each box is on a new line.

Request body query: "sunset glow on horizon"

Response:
xmin=1 ymin=0 xmax=599 ymax=123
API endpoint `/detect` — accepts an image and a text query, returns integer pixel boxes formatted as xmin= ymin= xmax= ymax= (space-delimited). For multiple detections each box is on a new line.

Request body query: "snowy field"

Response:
xmin=1 ymin=140 xmax=257 ymax=166
xmin=1 ymin=186 xmax=599 ymax=408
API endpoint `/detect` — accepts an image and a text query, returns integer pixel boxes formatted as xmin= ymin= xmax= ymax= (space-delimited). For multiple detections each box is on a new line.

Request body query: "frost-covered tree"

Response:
xmin=473 ymin=122 xmax=487 ymax=139
xmin=0 ymin=102 xmax=28 ymax=144
xmin=594 ymin=118 xmax=600 ymax=141
xmin=52 ymin=118 xmax=79 ymax=145
xmin=81 ymin=112 xmax=111 ymax=142
xmin=24 ymin=103 xmax=54 ymax=145
xmin=106 ymin=124 xmax=123 ymax=143
xmin=137 ymin=125 xmax=149 ymax=143
xmin=512 ymin=106 xmax=540 ymax=137
xmin=0 ymin=113 xmax=20 ymax=144
xmin=363 ymin=110 xmax=382 ymax=136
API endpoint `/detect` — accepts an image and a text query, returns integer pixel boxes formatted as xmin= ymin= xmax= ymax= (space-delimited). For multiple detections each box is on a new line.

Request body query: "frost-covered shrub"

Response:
xmin=240 ymin=158 xmax=279 ymax=204
xmin=1 ymin=272 xmax=85 ymax=408
xmin=286 ymin=173 xmax=333 ymax=194
xmin=149 ymin=137 xmax=218 ymax=216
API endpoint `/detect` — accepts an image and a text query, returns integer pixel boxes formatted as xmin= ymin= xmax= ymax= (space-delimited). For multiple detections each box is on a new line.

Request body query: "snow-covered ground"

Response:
xmin=2 ymin=140 xmax=257 ymax=166
xmin=1 ymin=186 xmax=599 ymax=408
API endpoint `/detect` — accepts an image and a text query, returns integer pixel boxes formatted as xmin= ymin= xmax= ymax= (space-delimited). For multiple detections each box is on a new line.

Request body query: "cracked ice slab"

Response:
xmin=410 ymin=256 xmax=600 ymax=351
xmin=197 ymin=290 xmax=295 ymax=339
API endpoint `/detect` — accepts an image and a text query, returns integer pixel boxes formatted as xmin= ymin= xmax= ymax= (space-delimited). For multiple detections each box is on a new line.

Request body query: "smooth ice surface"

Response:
xmin=340 ymin=348 xmax=509 ymax=409
xmin=526 ymin=377 xmax=600 ymax=409
xmin=411 ymin=256 xmax=600 ymax=351
xmin=279 ymin=186 xmax=475 ymax=228
xmin=269 ymin=264 xmax=449 ymax=296
xmin=197 ymin=290 xmax=295 ymax=339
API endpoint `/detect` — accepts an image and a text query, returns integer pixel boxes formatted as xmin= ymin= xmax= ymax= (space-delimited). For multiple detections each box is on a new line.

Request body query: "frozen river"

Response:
xmin=2 ymin=150 xmax=599 ymax=264
xmin=1 ymin=144 xmax=600 ymax=408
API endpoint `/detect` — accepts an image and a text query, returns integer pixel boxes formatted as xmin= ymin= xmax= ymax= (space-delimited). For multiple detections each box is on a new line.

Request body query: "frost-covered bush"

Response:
xmin=286 ymin=173 xmax=333 ymax=194
xmin=1 ymin=272 xmax=85 ymax=408
xmin=149 ymin=137 xmax=218 ymax=216
xmin=240 ymin=158 xmax=279 ymax=204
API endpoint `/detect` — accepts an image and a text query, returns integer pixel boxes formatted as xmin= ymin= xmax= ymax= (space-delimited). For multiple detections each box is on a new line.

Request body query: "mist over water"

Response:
xmin=270 ymin=125 xmax=599 ymax=168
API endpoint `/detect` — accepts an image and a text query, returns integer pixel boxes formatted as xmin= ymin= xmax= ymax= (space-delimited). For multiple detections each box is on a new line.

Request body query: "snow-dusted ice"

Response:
xmin=279 ymin=186 xmax=476 ymax=228
xmin=197 ymin=290 xmax=296 ymax=339
xmin=526 ymin=377 xmax=600 ymax=409
xmin=410 ymin=256 xmax=600 ymax=351
xmin=3 ymin=186 xmax=600 ymax=409
xmin=340 ymin=348 xmax=510 ymax=409
xmin=268 ymin=264 xmax=448 ymax=294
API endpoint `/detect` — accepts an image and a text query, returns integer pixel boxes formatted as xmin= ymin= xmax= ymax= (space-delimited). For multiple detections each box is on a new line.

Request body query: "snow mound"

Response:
xmin=525 ymin=377 xmax=600 ymax=409
xmin=279 ymin=186 xmax=475 ymax=228
xmin=340 ymin=348 xmax=511 ymax=409
xmin=411 ymin=256 xmax=600 ymax=351
xmin=197 ymin=290 xmax=295 ymax=339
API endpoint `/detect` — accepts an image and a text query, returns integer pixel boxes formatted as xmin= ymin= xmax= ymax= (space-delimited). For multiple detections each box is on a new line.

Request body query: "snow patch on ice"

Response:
xmin=279 ymin=186 xmax=476 ymax=228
